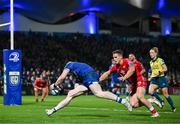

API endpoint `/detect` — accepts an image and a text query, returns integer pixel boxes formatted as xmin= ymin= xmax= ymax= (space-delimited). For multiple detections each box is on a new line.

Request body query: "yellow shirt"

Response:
xmin=150 ymin=58 xmax=165 ymax=77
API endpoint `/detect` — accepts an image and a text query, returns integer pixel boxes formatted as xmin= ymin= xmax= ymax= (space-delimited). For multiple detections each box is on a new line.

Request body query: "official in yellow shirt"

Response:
xmin=150 ymin=57 xmax=165 ymax=78
xmin=148 ymin=47 xmax=175 ymax=112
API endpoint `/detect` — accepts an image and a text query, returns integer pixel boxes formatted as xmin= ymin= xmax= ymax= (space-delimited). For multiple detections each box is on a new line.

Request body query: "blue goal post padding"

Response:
xmin=3 ymin=49 xmax=22 ymax=105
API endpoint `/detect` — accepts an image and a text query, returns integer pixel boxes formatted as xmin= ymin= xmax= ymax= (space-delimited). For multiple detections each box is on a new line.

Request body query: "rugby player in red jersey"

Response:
xmin=100 ymin=50 xmax=159 ymax=117
xmin=34 ymin=75 xmax=48 ymax=102
xmin=129 ymin=53 xmax=160 ymax=116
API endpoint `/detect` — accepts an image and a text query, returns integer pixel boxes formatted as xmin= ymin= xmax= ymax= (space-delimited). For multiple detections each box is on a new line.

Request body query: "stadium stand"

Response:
xmin=0 ymin=31 xmax=179 ymax=95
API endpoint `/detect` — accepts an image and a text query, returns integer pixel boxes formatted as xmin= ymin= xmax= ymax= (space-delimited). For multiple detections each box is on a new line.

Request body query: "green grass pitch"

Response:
xmin=0 ymin=95 xmax=180 ymax=124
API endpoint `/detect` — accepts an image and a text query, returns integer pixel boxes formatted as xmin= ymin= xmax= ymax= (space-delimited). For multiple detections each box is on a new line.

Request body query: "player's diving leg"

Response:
xmin=162 ymin=87 xmax=176 ymax=112
xmin=89 ymin=82 xmax=132 ymax=111
xmin=136 ymin=87 xmax=159 ymax=117
xmin=46 ymin=85 xmax=88 ymax=116
xmin=149 ymin=84 xmax=164 ymax=107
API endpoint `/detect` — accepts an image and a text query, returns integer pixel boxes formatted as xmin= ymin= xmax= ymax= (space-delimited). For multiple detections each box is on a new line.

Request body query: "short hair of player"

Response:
xmin=112 ymin=49 xmax=123 ymax=56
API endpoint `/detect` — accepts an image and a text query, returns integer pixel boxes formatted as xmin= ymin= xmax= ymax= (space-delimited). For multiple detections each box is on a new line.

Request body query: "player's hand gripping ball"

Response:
xmin=50 ymin=84 xmax=60 ymax=96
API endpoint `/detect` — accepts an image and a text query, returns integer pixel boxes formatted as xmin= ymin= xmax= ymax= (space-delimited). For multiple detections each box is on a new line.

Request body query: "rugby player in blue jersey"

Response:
xmin=46 ymin=62 xmax=132 ymax=116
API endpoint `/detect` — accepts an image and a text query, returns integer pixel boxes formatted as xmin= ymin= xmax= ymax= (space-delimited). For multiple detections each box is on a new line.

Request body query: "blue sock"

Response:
xmin=152 ymin=92 xmax=163 ymax=103
xmin=116 ymin=97 xmax=122 ymax=103
xmin=116 ymin=97 xmax=126 ymax=104
xmin=166 ymin=96 xmax=175 ymax=109
xmin=125 ymin=92 xmax=129 ymax=97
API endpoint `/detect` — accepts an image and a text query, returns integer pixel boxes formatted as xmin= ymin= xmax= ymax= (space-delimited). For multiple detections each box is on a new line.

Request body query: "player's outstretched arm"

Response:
xmin=120 ymin=64 xmax=135 ymax=81
xmin=99 ymin=70 xmax=110 ymax=82
xmin=55 ymin=68 xmax=70 ymax=85
xmin=50 ymin=68 xmax=70 ymax=90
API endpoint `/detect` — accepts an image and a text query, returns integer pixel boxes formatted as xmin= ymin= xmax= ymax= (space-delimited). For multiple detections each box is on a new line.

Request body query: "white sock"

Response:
xmin=54 ymin=103 xmax=63 ymax=111
xmin=116 ymin=97 xmax=126 ymax=104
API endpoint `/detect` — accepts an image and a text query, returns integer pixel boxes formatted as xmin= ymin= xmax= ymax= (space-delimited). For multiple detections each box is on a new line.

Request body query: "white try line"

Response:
xmin=68 ymin=106 xmax=180 ymax=115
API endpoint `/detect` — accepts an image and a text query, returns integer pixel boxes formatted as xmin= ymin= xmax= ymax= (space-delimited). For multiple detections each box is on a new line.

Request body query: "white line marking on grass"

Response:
xmin=68 ymin=106 xmax=180 ymax=115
